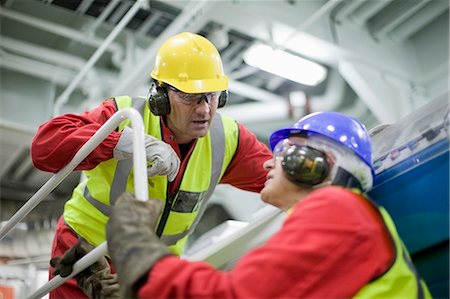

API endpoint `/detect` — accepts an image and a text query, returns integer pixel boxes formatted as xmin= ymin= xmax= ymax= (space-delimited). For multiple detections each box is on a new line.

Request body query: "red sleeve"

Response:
xmin=138 ymin=187 xmax=393 ymax=299
xmin=31 ymin=99 xmax=121 ymax=173
xmin=220 ymin=122 xmax=272 ymax=192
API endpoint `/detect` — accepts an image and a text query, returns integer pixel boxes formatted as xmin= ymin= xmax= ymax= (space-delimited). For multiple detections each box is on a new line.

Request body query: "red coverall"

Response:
xmin=31 ymin=99 xmax=272 ymax=299
xmin=137 ymin=186 xmax=394 ymax=299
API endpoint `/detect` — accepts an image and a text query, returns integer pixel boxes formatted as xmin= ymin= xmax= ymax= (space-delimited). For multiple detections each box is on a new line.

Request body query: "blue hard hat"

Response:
xmin=269 ymin=112 xmax=372 ymax=168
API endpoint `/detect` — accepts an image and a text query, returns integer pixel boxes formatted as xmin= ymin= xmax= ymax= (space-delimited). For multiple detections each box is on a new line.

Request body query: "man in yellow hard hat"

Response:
xmin=31 ymin=32 xmax=272 ymax=299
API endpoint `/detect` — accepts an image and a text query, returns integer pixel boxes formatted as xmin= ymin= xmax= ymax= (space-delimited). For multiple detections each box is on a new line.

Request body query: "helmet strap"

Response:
xmin=331 ymin=167 xmax=362 ymax=190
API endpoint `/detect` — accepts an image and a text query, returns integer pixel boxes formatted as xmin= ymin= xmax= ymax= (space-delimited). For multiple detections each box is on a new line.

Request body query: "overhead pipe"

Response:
xmin=112 ymin=0 xmax=215 ymax=95
xmin=0 ymin=50 xmax=76 ymax=86
xmin=52 ymin=0 xmax=146 ymax=116
xmin=1 ymin=36 xmax=86 ymax=70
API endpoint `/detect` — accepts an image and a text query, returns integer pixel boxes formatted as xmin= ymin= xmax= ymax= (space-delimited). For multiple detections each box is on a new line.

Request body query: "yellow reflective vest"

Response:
xmin=64 ymin=96 xmax=239 ymax=255
xmin=353 ymin=195 xmax=432 ymax=299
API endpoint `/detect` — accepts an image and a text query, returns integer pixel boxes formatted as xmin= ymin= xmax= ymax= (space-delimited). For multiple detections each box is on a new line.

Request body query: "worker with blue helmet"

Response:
xmin=105 ymin=111 xmax=431 ymax=299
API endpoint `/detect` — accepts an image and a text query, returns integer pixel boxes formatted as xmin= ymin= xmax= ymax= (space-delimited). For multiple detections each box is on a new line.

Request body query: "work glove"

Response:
xmin=50 ymin=237 xmax=121 ymax=299
xmin=106 ymin=192 xmax=172 ymax=299
xmin=113 ymin=127 xmax=180 ymax=181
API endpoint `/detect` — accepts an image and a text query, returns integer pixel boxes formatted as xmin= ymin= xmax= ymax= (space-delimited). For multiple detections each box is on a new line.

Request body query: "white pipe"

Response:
xmin=52 ymin=0 xmax=146 ymax=116
xmin=28 ymin=242 xmax=109 ymax=299
xmin=1 ymin=36 xmax=86 ymax=70
xmin=0 ymin=108 xmax=148 ymax=240
xmin=0 ymin=51 xmax=76 ymax=86
xmin=112 ymin=0 xmax=214 ymax=95
xmin=27 ymin=108 xmax=147 ymax=298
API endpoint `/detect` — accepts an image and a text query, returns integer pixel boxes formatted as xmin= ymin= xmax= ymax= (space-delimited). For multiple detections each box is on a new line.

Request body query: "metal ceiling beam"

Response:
xmin=350 ymin=0 xmax=394 ymax=26
xmin=76 ymin=0 xmax=95 ymax=15
xmin=53 ymin=0 xmax=146 ymax=116
xmin=333 ymin=0 xmax=368 ymax=24
xmin=372 ymin=0 xmax=432 ymax=40
xmin=0 ymin=51 xmax=75 ymax=86
xmin=0 ymin=8 xmax=123 ymax=60
xmin=89 ymin=0 xmax=121 ymax=34
xmin=279 ymin=0 xmax=345 ymax=48
xmin=389 ymin=0 xmax=449 ymax=42
xmin=112 ymin=0 xmax=215 ymax=95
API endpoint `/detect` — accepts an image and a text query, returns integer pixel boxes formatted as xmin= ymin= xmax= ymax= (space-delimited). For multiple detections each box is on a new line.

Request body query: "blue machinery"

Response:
xmin=369 ymin=94 xmax=449 ymax=298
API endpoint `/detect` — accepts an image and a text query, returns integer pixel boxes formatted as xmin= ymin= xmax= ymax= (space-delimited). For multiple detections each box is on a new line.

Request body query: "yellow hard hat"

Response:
xmin=150 ymin=32 xmax=228 ymax=93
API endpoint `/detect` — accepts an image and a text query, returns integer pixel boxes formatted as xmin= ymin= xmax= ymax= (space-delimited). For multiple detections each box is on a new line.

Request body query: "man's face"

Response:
xmin=260 ymin=136 xmax=309 ymax=211
xmin=166 ymin=88 xmax=221 ymax=144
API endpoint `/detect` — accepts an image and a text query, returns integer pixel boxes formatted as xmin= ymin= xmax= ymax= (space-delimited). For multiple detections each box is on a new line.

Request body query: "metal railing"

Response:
xmin=0 ymin=107 xmax=285 ymax=298
xmin=0 ymin=108 xmax=148 ymax=299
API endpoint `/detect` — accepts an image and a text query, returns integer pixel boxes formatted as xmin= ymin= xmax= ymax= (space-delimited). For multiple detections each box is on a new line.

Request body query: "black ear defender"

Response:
xmin=281 ymin=145 xmax=329 ymax=186
xmin=218 ymin=90 xmax=228 ymax=108
xmin=148 ymin=81 xmax=171 ymax=116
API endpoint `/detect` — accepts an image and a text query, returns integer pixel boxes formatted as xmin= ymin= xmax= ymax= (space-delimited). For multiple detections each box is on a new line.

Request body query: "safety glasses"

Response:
xmin=273 ymin=139 xmax=304 ymax=160
xmin=166 ymin=85 xmax=221 ymax=106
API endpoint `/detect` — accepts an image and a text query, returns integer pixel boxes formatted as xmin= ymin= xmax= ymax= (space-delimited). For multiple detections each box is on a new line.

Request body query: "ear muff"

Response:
xmin=218 ymin=90 xmax=228 ymax=108
xmin=281 ymin=145 xmax=329 ymax=186
xmin=148 ymin=81 xmax=170 ymax=116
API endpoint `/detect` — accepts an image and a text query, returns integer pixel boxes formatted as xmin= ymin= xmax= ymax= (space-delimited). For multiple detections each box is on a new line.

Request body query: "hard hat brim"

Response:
xmin=151 ymin=75 xmax=229 ymax=93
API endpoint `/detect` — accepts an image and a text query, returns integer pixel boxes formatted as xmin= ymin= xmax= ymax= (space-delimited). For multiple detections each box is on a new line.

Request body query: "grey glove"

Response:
xmin=77 ymin=257 xmax=121 ymax=299
xmin=113 ymin=127 xmax=180 ymax=181
xmin=50 ymin=237 xmax=121 ymax=299
xmin=106 ymin=192 xmax=172 ymax=299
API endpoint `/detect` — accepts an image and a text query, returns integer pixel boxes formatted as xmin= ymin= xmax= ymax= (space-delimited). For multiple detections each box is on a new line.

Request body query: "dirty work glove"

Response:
xmin=113 ymin=127 xmax=180 ymax=181
xmin=50 ymin=237 xmax=95 ymax=278
xmin=107 ymin=192 xmax=172 ymax=299
xmin=50 ymin=237 xmax=121 ymax=299
xmin=76 ymin=257 xmax=121 ymax=299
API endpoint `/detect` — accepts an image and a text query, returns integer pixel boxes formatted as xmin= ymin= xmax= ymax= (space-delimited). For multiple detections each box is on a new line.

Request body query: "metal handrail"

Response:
xmin=0 ymin=108 xmax=148 ymax=298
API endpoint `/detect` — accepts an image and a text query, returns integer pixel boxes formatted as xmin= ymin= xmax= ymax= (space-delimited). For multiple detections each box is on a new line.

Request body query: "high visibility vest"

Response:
xmin=64 ymin=96 xmax=239 ymax=255
xmin=353 ymin=194 xmax=432 ymax=299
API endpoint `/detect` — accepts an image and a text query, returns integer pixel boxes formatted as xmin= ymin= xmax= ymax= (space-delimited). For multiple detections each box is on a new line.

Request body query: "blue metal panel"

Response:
xmin=368 ymin=94 xmax=449 ymax=299
xmin=369 ymin=139 xmax=449 ymax=254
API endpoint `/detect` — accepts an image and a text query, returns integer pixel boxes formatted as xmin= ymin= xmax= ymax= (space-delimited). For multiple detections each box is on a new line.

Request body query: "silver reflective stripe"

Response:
xmin=86 ymin=97 xmax=148 ymax=214
xmin=402 ymin=247 xmax=425 ymax=299
xmin=110 ymin=159 xmax=133 ymax=206
xmin=160 ymin=114 xmax=225 ymax=246
xmin=84 ymin=186 xmax=112 ymax=216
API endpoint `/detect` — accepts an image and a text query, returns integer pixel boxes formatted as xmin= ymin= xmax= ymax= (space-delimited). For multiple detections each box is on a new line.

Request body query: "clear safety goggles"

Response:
xmin=273 ymin=139 xmax=306 ymax=160
xmin=166 ymin=85 xmax=221 ymax=106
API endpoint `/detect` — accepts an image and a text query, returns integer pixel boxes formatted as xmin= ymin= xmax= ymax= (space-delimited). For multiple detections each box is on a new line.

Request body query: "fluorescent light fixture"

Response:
xmin=243 ymin=44 xmax=327 ymax=86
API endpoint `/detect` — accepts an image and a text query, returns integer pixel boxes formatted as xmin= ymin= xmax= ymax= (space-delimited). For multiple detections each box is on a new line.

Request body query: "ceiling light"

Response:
xmin=243 ymin=44 xmax=327 ymax=86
